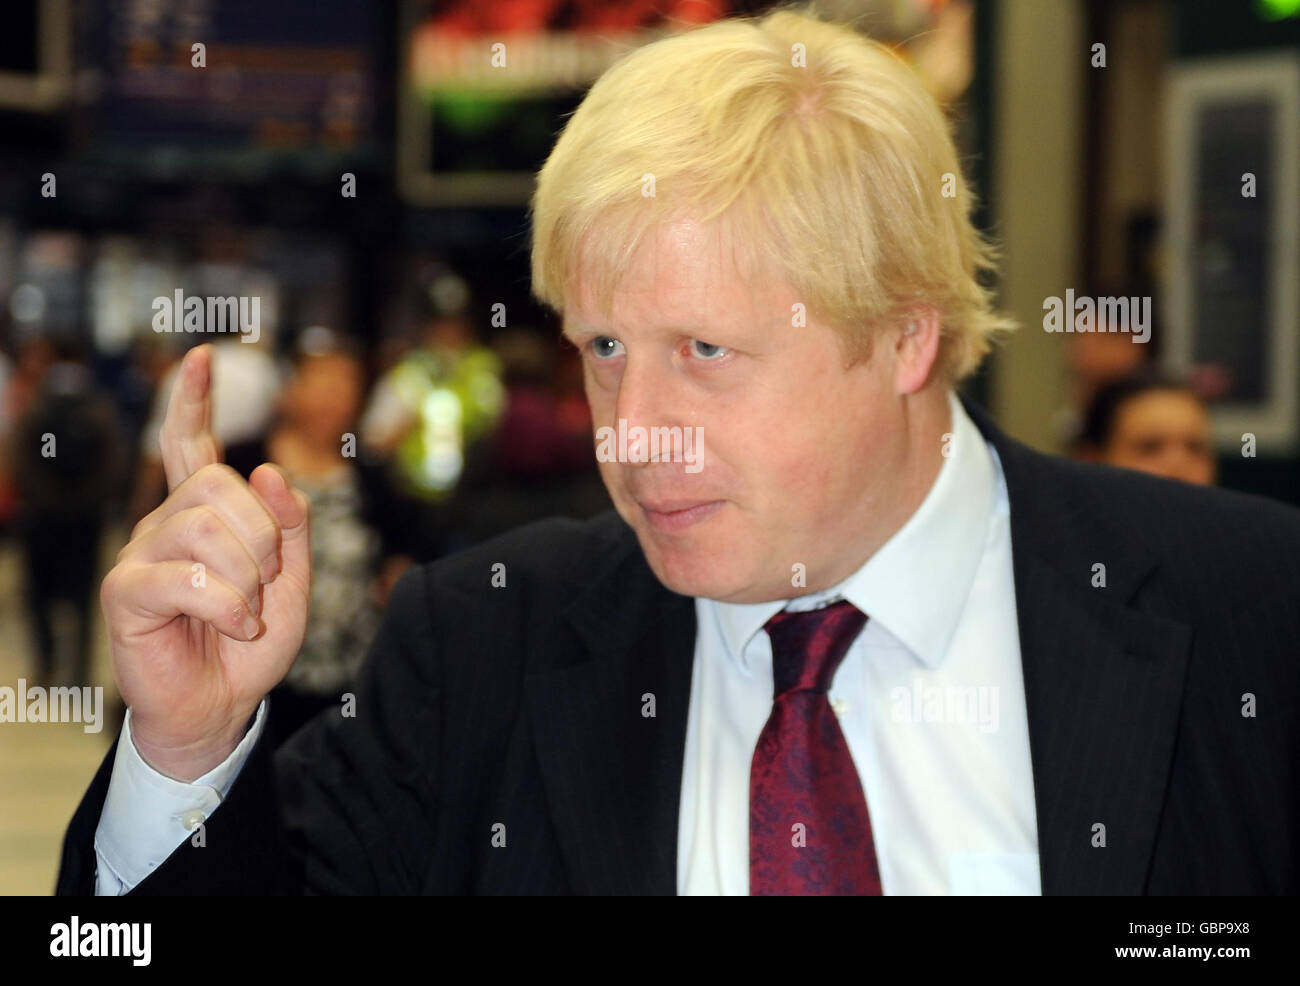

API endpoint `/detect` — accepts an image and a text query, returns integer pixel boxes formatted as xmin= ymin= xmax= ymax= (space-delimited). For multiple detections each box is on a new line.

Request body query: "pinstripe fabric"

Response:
xmin=56 ymin=397 xmax=1300 ymax=895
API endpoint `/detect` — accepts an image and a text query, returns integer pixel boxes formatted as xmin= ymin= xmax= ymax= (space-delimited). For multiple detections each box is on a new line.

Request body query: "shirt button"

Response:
xmin=181 ymin=809 xmax=206 ymax=830
xmin=830 ymin=696 xmax=850 ymax=717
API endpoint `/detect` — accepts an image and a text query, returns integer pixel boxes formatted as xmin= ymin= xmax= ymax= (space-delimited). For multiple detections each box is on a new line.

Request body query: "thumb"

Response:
xmin=250 ymin=463 xmax=311 ymax=582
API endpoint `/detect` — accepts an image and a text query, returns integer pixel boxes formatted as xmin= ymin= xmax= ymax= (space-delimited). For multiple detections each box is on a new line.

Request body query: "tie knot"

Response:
xmin=763 ymin=599 xmax=867 ymax=697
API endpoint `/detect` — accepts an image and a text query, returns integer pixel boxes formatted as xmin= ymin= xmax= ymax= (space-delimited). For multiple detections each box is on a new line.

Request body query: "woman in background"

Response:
xmin=241 ymin=329 xmax=385 ymax=748
xmin=1075 ymin=371 xmax=1216 ymax=487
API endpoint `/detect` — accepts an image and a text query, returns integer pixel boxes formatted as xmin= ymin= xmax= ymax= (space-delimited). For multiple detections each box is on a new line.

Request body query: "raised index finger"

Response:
xmin=159 ymin=344 xmax=223 ymax=492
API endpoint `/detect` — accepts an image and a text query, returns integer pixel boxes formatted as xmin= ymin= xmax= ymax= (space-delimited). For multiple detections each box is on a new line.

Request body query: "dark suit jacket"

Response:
xmin=57 ymin=400 xmax=1300 ymax=894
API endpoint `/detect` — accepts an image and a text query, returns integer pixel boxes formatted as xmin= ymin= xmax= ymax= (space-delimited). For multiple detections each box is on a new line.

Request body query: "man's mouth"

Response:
xmin=638 ymin=499 xmax=726 ymax=533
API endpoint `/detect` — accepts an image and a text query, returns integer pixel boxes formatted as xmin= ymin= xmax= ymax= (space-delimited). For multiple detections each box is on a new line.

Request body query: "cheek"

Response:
xmin=595 ymin=456 xmax=620 ymax=487
xmin=745 ymin=374 xmax=880 ymax=488
xmin=596 ymin=459 xmax=634 ymax=514
xmin=711 ymin=419 xmax=834 ymax=517
xmin=583 ymin=381 xmax=616 ymax=427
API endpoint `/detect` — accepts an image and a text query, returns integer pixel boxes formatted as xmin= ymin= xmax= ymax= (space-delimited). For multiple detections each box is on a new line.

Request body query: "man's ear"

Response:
xmin=893 ymin=305 xmax=942 ymax=394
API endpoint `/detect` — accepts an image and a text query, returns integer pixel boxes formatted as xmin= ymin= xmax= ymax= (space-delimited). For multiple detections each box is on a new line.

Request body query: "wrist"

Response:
xmin=129 ymin=712 xmax=251 ymax=783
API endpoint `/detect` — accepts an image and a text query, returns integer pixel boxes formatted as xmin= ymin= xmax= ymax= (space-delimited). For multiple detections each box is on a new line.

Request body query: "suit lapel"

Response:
xmin=965 ymin=397 xmax=1193 ymax=894
xmin=525 ymin=528 xmax=696 ymax=894
xmin=524 ymin=400 xmax=1193 ymax=895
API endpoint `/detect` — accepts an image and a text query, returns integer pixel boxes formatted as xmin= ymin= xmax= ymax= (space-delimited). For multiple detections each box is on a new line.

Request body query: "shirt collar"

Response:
xmin=709 ymin=390 xmax=998 ymax=672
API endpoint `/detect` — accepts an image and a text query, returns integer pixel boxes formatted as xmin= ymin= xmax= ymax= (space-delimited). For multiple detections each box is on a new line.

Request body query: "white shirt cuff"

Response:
xmin=93 ymin=698 xmax=268 ymax=895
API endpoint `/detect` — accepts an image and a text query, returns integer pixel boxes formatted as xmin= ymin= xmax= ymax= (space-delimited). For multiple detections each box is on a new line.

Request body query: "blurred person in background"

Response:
xmin=239 ymin=328 xmax=386 ymax=748
xmin=486 ymin=328 xmax=593 ymax=479
xmin=113 ymin=337 xmax=176 ymax=486
xmin=359 ymin=268 xmax=504 ymax=558
xmin=9 ymin=338 xmax=122 ymax=688
xmin=4 ymin=334 xmax=57 ymax=424
xmin=1 ymin=334 xmax=59 ymax=504
xmin=1075 ymin=371 xmax=1216 ymax=487
xmin=452 ymin=327 xmax=607 ymax=542
xmin=1053 ymin=284 xmax=1154 ymax=448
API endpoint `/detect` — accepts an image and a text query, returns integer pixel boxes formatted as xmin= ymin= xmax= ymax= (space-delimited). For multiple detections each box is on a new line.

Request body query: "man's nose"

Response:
xmin=614 ymin=355 xmax=680 ymax=465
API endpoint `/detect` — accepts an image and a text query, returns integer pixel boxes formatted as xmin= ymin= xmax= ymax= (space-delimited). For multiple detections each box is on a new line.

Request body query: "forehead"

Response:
xmin=564 ymin=216 xmax=790 ymax=337
xmin=1116 ymin=390 xmax=1207 ymax=426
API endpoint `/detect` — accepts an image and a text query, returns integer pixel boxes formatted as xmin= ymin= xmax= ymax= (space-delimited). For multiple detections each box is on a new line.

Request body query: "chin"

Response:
xmin=647 ymin=554 xmax=740 ymax=600
xmin=613 ymin=495 xmax=764 ymax=600
xmin=633 ymin=530 xmax=760 ymax=602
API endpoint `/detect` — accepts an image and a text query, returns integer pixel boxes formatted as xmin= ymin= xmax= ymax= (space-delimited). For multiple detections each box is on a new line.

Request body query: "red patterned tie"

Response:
xmin=749 ymin=600 xmax=882 ymax=895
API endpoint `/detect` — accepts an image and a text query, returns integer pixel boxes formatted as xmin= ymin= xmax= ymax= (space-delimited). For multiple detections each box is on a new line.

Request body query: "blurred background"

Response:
xmin=0 ymin=0 xmax=1297 ymax=894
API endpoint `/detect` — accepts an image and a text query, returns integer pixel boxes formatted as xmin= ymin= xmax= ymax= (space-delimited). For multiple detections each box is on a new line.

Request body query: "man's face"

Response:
xmin=564 ymin=217 xmax=917 ymax=604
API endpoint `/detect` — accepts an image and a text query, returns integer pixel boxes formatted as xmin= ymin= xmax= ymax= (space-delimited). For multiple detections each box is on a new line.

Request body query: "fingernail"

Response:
xmin=242 ymin=614 xmax=261 ymax=639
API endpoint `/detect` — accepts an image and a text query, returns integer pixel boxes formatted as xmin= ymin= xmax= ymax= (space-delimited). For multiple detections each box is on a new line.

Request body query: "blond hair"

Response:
xmin=529 ymin=3 xmax=1015 ymax=382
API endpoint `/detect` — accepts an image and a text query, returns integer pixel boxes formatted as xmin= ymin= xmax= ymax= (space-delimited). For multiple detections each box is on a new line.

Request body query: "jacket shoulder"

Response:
xmin=1028 ymin=451 xmax=1300 ymax=607
xmin=424 ymin=510 xmax=631 ymax=591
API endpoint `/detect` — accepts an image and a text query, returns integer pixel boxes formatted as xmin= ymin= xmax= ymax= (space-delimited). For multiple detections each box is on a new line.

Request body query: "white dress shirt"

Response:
xmin=677 ymin=390 xmax=1040 ymax=894
xmin=95 ymin=390 xmax=1039 ymax=895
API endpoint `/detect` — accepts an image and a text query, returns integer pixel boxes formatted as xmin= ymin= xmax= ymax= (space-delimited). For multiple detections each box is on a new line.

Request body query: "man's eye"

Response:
xmin=690 ymin=339 xmax=728 ymax=360
xmin=591 ymin=336 xmax=625 ymax=359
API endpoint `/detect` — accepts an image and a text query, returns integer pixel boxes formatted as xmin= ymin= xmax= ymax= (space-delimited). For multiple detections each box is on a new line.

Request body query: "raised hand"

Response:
xmin=101 ymin=344 xmax=312 ymax=780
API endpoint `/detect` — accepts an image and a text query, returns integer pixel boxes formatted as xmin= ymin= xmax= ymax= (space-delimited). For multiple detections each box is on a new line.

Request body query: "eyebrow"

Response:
xmin=561 ymin=319 xmax=747 ymax=343
xmin=562 ymin=321 xmax=617 ymax=343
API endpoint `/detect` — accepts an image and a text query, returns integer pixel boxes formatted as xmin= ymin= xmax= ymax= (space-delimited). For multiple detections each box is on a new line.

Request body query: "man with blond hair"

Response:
xmin=60 ymin=7 xmax=1299 ymax=895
